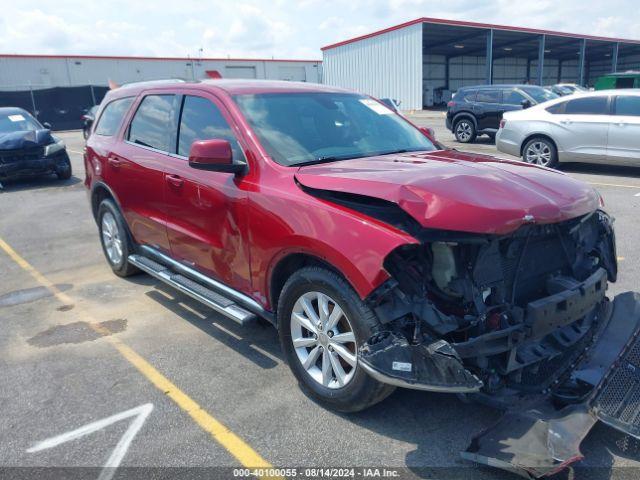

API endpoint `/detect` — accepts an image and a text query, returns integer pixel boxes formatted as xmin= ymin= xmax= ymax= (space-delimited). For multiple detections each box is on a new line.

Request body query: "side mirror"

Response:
xmin=43 ymin=121 xmax=52 ymax=129
xmin=521 ymin=99 xmax=532 ymax=109
xmin=188 ymin=139 xmax=245 ymax=174
xmin=419 ymin=126 xmax=436 ymax=141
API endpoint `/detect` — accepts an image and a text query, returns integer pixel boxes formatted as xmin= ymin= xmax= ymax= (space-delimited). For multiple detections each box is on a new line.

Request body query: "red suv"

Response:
xmin=85 ymin=79 xmax=639 ymax=477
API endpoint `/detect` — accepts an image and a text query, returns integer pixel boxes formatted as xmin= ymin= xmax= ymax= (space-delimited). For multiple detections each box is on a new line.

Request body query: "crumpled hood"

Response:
xmin=295 ymin=150 xmax=599 ymax=235
xmin=0 ymin=129 xmax=53 ymax=151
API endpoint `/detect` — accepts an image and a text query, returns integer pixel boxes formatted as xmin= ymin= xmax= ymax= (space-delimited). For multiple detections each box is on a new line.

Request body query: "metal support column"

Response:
xmin=445 ymin=57 xmax=450 ymax=90
xmin=526 ymin=59 xmax=531 ymax=83
xmin=578 ymin=39 xmax=587 ymax=86
xmin=486 ymin=29 xmax=493 ymax=85
xmin=557 ymin=61 xmax=563 ymax=83
xmin=537 ymin=35 xmax=546 ymax=85
xmin=612 ymin=42 xmax=619 ymax=73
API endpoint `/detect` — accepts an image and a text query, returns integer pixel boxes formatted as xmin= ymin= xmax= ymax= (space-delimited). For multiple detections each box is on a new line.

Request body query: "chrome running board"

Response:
xmin=128 ymin=253 xmax=257 ymax=326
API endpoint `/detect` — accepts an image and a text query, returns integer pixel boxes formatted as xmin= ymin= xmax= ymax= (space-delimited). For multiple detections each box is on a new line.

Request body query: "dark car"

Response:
xmin=446 ymin=85 xmax=558 ymax=143
xmin=0 ymin=107 xmax=72 ymax=183
xmin=81 ymin=105 xmax=99 ymax=139
xmin=85 ymin=79 xmax=640 ymax=478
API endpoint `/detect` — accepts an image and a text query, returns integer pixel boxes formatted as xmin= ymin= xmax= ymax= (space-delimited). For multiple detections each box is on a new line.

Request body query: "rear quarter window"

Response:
xmin=94 ymin=97 xmax=134 ymax=136
xmin=476 ymin=89 xmax=502 ymax=103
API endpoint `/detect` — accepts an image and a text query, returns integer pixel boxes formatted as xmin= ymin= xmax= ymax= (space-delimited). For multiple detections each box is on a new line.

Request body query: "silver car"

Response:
xmin=496 ymin=89 xmax=640 ymax=168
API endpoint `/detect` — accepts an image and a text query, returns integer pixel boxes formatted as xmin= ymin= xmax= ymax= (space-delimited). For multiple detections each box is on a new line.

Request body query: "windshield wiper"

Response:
xmin=291 ymin=154 xmax=362 ymax=167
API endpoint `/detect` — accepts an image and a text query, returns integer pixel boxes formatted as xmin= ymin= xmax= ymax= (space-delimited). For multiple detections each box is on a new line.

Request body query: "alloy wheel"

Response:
xmin=525 ymin=142 xmax=552 ymax=166
xmin=101 ymin=211 xmax=123 ymax=265
xmin=456 ymin=121 xmax=472 ymax=142
xmin=290 ymin=291 xmax=357 ymax=389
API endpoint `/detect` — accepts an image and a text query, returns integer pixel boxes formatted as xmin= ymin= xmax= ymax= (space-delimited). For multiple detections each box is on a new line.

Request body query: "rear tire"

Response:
xmin=454 ymin=118 xmax=476 ymax=143
xmin=97 ymin=199 xmax=139 ymax=277
xmin=278 ymin=266 xmax=395 ymax=412
xmin=522 ymin=137 xmax=558 ymax=168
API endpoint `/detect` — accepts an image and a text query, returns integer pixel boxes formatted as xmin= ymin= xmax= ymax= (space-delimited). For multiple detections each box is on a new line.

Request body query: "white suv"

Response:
xmin=496 ymin=89 xmax=640 ymax=168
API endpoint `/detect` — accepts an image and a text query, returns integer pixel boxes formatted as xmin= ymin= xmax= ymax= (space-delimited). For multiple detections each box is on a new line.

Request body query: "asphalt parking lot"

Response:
xmin=1 ymin=116 xmax=640 ymax=479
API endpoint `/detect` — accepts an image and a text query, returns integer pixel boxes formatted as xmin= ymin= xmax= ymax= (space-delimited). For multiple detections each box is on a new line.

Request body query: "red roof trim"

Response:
xmin=321 ymin=17 xmax=640 ymax=51
xmin=0 ymin=53 xmax=321 ymax=63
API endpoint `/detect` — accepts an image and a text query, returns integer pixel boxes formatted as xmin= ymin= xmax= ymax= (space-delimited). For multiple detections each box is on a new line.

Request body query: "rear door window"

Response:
xmin=563 ymin=96 xmax=609 ymax=115
xmin=94 ymin=97 xmax=134 ymax=136
xmin=177 ymin=95 xmax=246 ymax=162
xmin=614 ymin=96 xmax=640 ymax=116
xmin=128 ymin=94 xmax=176 ymax=152
xmin=476 ymin=89 xmax=502 ymax=103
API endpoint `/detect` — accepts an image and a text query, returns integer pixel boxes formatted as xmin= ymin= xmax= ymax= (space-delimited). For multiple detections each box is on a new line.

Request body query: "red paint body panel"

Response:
xmin=85 ymin=80 xmax=600 ymax=312
xmin=295 ymin=150 xmax=599 ymax=235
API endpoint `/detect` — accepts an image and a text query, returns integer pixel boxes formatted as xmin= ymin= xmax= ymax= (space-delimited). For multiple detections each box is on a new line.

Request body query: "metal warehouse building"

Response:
xmin=0 ymin=54 xmax=322 ymax=89
xmin=322 ymin=17 xmax=640 ymax=110
xmin=0 ymin=54 xmax=321 ymax=128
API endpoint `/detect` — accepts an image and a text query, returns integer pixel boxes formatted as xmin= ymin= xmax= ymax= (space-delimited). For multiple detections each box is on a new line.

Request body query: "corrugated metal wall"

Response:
xmin=0 ymin=57 xmax=322 ymax=90
xmin=322 ymin=23 xmax=423 ymax=110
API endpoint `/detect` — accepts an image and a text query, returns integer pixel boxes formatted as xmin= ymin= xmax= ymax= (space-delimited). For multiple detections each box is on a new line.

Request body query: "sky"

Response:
xmin=0 ymin=1 xmax=638 ymax=59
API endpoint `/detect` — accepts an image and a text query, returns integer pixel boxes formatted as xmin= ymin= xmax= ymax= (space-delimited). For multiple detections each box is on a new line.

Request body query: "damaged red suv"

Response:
xmin=85 ymin=79 xmax=639 ymax=477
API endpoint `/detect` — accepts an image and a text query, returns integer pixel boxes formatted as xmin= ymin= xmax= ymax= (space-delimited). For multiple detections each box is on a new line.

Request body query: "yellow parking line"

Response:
xmin=0 ymin=236 xmax=273 ymax=472
xmin=588 ymin=182 xmax=640 ymax=190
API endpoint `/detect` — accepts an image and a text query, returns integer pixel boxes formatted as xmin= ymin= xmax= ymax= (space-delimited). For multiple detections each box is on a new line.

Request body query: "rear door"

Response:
xmin=163 ymin=92 xmax=252 ymax=293
xmin=116 ymin=92 xmax=179 ymax=252
xmin=607 ymin=94 xmax=640 ymax=166
xmin=549 ymin=95 xmax=612 ymax=162
xmin=474 ymin=89 xmax=503 ymax=131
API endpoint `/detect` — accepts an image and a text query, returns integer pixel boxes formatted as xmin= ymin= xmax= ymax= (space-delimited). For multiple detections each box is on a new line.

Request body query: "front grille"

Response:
xmin=0 ymin=147 xmax=45 ymax=164
xmin=594 ymin=336 xmax=640 ymax=437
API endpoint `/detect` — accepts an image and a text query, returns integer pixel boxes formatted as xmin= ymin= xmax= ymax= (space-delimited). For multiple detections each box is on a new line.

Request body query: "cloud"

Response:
xmin=0 ymin=1 xmax=637 ymax=59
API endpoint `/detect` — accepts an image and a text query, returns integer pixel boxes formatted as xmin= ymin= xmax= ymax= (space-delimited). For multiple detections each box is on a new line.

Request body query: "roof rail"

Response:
xmin=119 ymin=78 xmax=192 ymax=89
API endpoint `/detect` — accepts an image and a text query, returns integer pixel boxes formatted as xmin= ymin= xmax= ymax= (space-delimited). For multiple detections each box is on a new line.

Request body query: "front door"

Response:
xmin=163 ymin=93 xmax=252 ymax=293
xmin=607 ymin=94 xmax=640 ymax=166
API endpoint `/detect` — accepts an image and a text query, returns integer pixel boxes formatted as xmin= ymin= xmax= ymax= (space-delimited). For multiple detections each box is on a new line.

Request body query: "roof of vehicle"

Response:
xmin=458 ymin=84 xmax=548 ymax=90
xmin=0 ymin=107 xmax=31 ymax=116
xmin=599 ymin=71 xmax=640 ymax=77
xmin=108 ymin=79 xmax=351 ymax=98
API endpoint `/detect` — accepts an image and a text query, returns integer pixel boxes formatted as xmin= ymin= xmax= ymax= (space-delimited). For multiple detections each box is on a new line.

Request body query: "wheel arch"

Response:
xmin=520 ymin=133 xmax=559 ymax=158
xmin=452 ymin=112 xmax=478 ymax=129
xmin=269 ymin=251 xmax=353 ymax=315
xmin=91 ymin=181 xmax=121 ymax=222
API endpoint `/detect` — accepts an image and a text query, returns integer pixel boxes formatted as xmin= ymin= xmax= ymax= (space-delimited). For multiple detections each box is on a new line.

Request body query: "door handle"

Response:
xmin=166 ymin=174 xmax=184 ymax=187
xmin=107 ymin=156 xmax=122 ymax=168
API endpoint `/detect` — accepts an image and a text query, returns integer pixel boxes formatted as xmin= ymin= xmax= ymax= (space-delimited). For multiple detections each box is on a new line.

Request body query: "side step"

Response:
xmin=128 ymin=254 xmax=256 ymax=326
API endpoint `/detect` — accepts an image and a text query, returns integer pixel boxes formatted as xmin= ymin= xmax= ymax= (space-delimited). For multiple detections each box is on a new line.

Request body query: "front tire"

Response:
xmin=278 ymin=266 xmax=395 ymax=412
xmin=56 ymin=154 xmax=72 ymax=180
xmin=97 ymin=199 xmax=139 ymax=277
xmin=454 ymin=118 xmax=476 ymax=143
xmin=522 ymin=137 xmax=558 ymax=168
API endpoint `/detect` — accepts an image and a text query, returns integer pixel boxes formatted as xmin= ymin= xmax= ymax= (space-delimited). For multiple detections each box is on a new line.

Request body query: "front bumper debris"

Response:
xmin=461 ymin=292 xmax=640 ymax=478
xmin=360 ymin=332 xmax=482 ymax=393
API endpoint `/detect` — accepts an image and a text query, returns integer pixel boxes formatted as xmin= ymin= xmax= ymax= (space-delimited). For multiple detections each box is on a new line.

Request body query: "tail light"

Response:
xmin=499 ymin=119 xmax=506 ymax=129
xmin=447 ymin=101 xmax=455 ymax=108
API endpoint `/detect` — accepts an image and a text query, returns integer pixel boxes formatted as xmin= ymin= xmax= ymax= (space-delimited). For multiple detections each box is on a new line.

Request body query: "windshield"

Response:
xmin=0 ymin=111 xmax=42 ymax=134
xmin=521 ymin=86 xmax=559 ymax=104
xmin=233 ymin=92 xmax=436 ymax=166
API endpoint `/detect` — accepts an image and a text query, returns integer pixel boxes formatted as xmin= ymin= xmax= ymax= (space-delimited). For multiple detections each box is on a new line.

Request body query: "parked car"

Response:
xmin=496 ymin=89 xmax=640 ymax=167
xmin=85 ymin=79 xmax=638 ymax=478
xmin=81 ymin=105 xmax=99 ymax=139
xmin=549 ymin=83 xmax=588 ymax=96
xmin=0 ymin=107 xmax=71 ymax=183
xmin=595 ymin=71 xmax=640 ymax=90
xmin=446 ymin=84 xmax=558 ymax=143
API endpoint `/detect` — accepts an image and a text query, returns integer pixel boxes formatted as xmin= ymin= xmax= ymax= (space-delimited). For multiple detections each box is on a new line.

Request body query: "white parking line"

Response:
xmin=67 ymin=149 xmax=84 ymax=155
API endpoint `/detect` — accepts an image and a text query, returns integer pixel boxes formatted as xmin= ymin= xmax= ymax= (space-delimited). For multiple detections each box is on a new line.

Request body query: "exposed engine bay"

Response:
xmin=360 ymin=209 xmax=618 ymax=401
